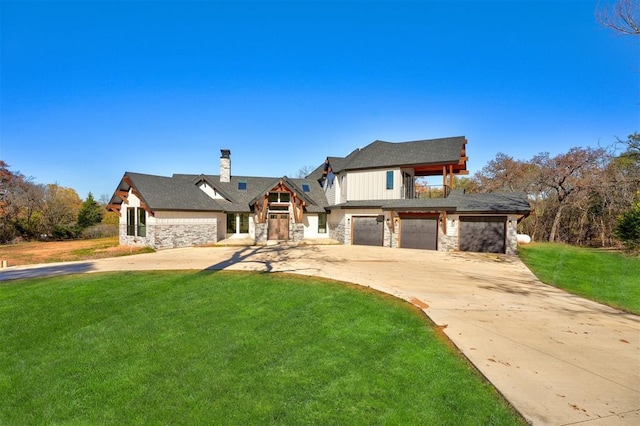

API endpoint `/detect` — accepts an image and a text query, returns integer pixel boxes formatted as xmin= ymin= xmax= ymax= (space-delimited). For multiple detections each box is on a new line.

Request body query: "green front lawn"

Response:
xmin=519 ymin=243 xmax=640 ymax=314
xmin=0 ymin=271 xmax=524 ymax=425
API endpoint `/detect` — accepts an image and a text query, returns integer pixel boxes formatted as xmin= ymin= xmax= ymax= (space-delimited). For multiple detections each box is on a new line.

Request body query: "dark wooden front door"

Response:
xmin=268 ymin=213 xmax=289 ymax=240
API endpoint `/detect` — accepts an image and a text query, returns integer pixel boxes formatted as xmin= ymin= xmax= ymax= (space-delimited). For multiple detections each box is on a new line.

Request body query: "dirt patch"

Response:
xmin=0 ymin=237 xmax=152 ymax=267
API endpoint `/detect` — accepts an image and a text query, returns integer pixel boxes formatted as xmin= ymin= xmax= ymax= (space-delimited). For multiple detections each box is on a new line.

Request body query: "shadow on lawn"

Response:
xmin=0 ymin=262 xmax=95 ymax=282
xmin=205 ymin=244 xmax=323 ymax=275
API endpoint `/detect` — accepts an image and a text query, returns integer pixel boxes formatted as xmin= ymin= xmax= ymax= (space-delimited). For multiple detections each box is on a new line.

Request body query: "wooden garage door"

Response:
xmin=352 ymin=216 xmax=384 ymax=246
xmin=400 ymin=218 xmax=438 ymax=250
xmin=459 ymin=216 xmax=506 ymax=253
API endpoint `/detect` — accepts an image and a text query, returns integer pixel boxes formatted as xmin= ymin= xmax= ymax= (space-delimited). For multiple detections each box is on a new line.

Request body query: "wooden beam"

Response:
xmin=449 ymin=165 xmax=454 ymax=189
xmin=442 ymin=165 xmax=446 ymax=188
xmin=261 ymin=195 xmax=269 ymax=222
xmin=116 ymin=190 xmax=129 ymax=204
xmin=107 ymin=204 xmax=121 ymax=213
xmin=441 ymin=211 xmax=447 ymax=234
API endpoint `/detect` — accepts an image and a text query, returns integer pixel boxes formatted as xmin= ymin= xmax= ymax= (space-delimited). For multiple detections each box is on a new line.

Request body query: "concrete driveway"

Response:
xmin=1 ymin=244 xmax=638 ymax=425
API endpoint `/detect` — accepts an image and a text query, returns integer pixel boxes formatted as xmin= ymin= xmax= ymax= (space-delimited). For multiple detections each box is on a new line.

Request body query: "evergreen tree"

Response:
xmin=614 ymin=202 xmax=640 ymax=251
xmin=77 ymin=192 xmax=103 ymax=229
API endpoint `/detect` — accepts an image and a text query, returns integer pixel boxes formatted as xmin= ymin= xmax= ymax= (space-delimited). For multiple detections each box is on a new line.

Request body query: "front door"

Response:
xmin=268 ymin=213 xmax=289 ymax=240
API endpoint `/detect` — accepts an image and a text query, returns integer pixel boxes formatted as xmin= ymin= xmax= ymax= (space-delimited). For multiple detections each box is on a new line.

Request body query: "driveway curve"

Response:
xmin=1 ymin=244 xmax=638 ymax=425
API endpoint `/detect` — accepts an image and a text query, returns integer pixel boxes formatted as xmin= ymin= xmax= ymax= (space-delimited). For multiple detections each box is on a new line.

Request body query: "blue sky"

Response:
xmin=1 ymin=0 xmax=638 ymax=200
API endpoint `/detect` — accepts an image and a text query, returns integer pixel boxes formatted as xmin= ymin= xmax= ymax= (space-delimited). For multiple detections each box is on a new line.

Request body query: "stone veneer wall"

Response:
xmin=506 ymin=218 xmax=518 ymax=255
xmin=438 ymin=217 xmax=459 ymax=252
xmin=291 ymin=223 xmax=304 ymax=242
xmin=119 ymin=224 xmax=151 ymax=247
xmin=391 ymin=224 xmax=399 ymax=248
xmin=255 ymin=222 xmax=267 ymax=244
xmin=383 ymin=219 xmax=392 ymax=248
xmin=329 ymin=217 xmax=347 ymax=244
xmin=120 ymin=222 xmax=218 ymax=249
xmin=152 ymin=223 xmax=218 ymax=249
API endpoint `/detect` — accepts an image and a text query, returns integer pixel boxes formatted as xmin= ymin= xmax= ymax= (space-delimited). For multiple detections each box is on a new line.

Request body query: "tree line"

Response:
xmin=458 ymin=133 xmax=640 ymax=250
xmin=0 ymin=160 xmax=118 ymax=243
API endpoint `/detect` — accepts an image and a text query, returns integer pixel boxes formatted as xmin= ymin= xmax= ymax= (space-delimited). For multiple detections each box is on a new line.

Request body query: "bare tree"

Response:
xmin=295 ymin=165 xmax=316 ymax=178
xmin=533 ymin=147 xmax=607 ymax=242
xmin=597 ymin=0 xmax=640 ymax=35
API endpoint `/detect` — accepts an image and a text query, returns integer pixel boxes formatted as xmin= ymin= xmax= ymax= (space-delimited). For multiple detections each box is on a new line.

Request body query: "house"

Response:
xmin=108 ymin=137 xmax=530 ymax=254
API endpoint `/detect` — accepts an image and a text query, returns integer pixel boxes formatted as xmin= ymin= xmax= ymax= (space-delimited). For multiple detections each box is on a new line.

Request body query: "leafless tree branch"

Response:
xmin=596 ymin=0 xmax=640 ymax=35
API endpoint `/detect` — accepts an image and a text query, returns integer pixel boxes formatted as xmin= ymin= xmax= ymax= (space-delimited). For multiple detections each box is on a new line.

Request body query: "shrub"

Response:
xmin=81 ymin=224 xmax=118 ymax=239
xmin=614 ymin=202 xmax=640 ymax=251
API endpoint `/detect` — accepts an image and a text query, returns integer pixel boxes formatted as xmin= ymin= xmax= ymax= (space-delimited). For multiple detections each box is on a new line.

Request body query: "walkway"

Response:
xmin=1 ymin=244 xmax=638 ymax=425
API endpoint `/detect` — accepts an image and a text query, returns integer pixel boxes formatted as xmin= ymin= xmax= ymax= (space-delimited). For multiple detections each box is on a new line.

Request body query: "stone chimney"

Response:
xmin=220 ymin=149 xmax=231 ymax=183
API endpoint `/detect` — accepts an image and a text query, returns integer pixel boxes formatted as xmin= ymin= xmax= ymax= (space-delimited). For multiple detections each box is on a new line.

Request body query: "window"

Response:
xmin=302 ymin=183 xmax=310 ymax=192
xmin=238 ymin=181 xmax=247 ymax=190
xmin=127 ymin=208 xmax=136 ymax=236
xmin=227 ymin=213 xmax=250 ymax=233
xmin=268 ymin=192 xmax=290 ymax=203
xmin=127 ymin=207 xmax=145 ymax=237
xmin=269 ymin=204 xmax=288 ymax=211
xmin=239 ymin=213 xmax=249 ymax=233
xmin=137 ymin=208 xmax=146 ymax=237
xmin=386 ymin=170 xmax=394 ymax=190
xmin=226 ymin=214 xmax=236 ymax=233
xmin=318 ymin=213 xmax=327 ymax=234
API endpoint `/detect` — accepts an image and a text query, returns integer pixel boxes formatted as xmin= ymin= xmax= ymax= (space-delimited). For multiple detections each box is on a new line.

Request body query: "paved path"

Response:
xmin=1 ymin=244 xmax=639 ymax=425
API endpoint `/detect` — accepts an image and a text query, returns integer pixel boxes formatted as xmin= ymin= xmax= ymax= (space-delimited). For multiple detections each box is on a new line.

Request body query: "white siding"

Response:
xmin=339 ymin=174 xmax=347 ymax=203
xmin=197 ymin=182 xmax=226 ymax=199
xmin=303 ymin=214 xmax=329 ymax=239
xmin=154 ymin=210 xmax=219 ymax=224
xmin=119 ymin=190 xmax=143 ymax=223
xmin=346 ymin=169 xmax=402 ymax=200
xmin=324 ymin=179 xmax=336 ymax=205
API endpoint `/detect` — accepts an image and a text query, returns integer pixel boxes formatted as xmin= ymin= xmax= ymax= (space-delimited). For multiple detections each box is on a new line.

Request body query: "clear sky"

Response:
xmin=1 ymin=0 xmax=638 ymax=200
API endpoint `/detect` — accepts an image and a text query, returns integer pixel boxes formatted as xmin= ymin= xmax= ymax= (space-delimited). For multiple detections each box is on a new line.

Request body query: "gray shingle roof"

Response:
xmin=113 ymin=172 xmax=225 ymax=211
xmin=343 ymin=137 xmax=467 ymax=170
xmin=448 ymin=192 xmax=531 ymax=214
xmin=173 ymin=174 xmax=329 ymax=213
xmin=307 ymin=137 xmax=467 ymax=182
xmin=330 ymin=192 xmax=530 ymax=215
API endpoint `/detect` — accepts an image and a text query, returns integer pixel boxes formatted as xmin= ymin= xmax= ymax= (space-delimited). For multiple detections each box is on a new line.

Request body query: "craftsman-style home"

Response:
xmin=109 ymin=137 xmax=530 ymax=254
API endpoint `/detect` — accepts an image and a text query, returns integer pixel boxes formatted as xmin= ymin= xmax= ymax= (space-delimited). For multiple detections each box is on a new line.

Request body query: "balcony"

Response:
xmin=402 ymin=184 xmax=451 ymax=199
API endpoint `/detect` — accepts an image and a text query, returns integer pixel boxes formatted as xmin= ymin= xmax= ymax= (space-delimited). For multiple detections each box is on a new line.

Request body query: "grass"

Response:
xmin=0 ymin=271 xmax=524 ymax=425
xmin=519 ymin=243 xmax=640 ymax=314
xmin=0 ymin=237 xmax=154 ymax=266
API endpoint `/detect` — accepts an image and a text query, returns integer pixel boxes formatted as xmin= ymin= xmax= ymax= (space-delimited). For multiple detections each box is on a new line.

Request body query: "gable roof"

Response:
xmin=344 ymin=137 xmax=467 ymax=170
xmin=109 ymin=172 xmax=225 ymax=212
xmin=307 ymin=136 xmax=468 ymax=180
xmin=173 ymin=174 xmax=329 ymax=213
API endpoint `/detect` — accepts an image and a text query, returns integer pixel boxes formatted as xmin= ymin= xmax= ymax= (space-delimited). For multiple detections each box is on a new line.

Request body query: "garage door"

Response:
xmin=352 ymin=216 xmax=384 ymax=246
xmin=459 ymin=216 xmax=506 ymax=253
xmin=400 ymin=218 xmax=438 ymax=250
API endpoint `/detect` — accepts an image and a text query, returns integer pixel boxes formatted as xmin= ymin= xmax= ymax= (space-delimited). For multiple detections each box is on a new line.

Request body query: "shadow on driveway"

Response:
xmin=205 ymin=244 xmax=323 ymax=274
xmin=0 ymin=262 xmax=95 ymax=282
